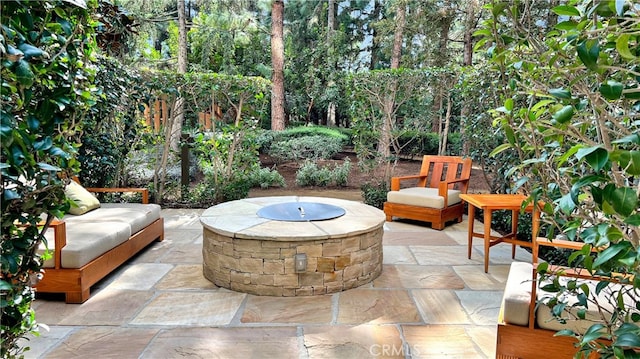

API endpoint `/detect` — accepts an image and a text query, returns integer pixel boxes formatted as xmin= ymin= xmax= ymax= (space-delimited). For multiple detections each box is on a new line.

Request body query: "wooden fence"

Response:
xmin=143 ymin=99 xmax=222 ymax=133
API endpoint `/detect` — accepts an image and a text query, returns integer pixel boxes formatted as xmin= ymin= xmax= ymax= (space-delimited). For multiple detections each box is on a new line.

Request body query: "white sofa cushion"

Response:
xmin=536 ymin=274 xmax=638 ymax=334
xmin=502 ymin=261 xmax=639 ymax=335
xmin=63 ymin=203 xmax=161 ymax=234
xmin=42 ymin=221 xmax=131 ymax=268
xmin=386 ymin=187 xmax=462 ymax=209
xmin=502 ymin=261 xmax=533 ymax=326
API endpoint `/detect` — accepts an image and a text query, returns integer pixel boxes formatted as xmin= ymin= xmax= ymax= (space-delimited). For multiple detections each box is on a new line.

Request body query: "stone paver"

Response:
xmin=337 ymin=288 xmax=421 ymax=324
xmin=241 ymin=295 xmax=333 ymax=323
xmin=402 ymin=325 xmax=482 ymax=358
xmin=21 ymin=208 xmax=536 ymax=359
xmin=42 ymin=327 xmax=159 ymax=359
xmin=142 ymin=327 xmax=299 ymax=359
xmin=303 ymin=325 xmax=404 ymax=358
xmin=130 ymin=291 xmax=246 ymax=326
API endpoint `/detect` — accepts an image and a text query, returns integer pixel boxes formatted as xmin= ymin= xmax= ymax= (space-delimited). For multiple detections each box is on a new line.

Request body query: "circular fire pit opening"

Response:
xmin=200 ymin=197 xmax=385 ymax=296
xmin=257 ymin=202 xmax=346 ymax=221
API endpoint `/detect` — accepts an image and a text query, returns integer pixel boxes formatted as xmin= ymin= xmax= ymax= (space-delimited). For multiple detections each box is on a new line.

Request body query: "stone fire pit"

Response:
xmin=200 ymin=196 xmax=385 ymax=296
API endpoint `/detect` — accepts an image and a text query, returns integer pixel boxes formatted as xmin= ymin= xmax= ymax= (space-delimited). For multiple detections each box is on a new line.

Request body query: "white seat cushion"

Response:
xmin=502 ymin=261 xmax=639 ymax=335
xmin=62 ymin=203 xmax=161 ymax=234
xmin=502 ymin=261 xmax=533 ymax=326
xmin=536 ymin=274 xmax=638 ymax=334
xmin=41 ymin=221 xmax=131 ymax=268
xmin=386 ymin=187 xmax=462 ymax=209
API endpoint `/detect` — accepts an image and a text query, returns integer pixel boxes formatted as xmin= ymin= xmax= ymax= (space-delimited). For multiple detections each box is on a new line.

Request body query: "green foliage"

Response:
xmin=274 ymin=126 xmax=350 ymax=143
xmin=268 ymin=135 xmax=344 ymax=163
xmin=260 ymin=126 xmax=349 ymax=154
xmin=478 ymin=1 xmax=640 ymax=356
xmin=458 ymin=66 xmax=517 ymax=194
xmin=189 ymin=119 xmax=262 ymax=205
xmin=0 ymin=0 xmax=97 ymax=356
xmin=395 ymin=131 xmax=440 ymax=158
xmin=248 ymin=167 xmax=286 ymax=189
xmin=188 ymin=4 xmax=270 ymax=76
xmin=361 ymin=181 xmax=389 ymax=209
xmin=78 ymin=56 xmax=147 ymax=187
xmin=137 ymin=70 xmax=270 ymax=203
xmin=344 ymin=68 xmax=441 ymax=173
xmin=295 ymin=158 xmax=351 ymax=187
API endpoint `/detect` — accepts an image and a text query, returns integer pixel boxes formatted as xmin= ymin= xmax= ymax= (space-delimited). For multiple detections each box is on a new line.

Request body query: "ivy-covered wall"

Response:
xmin=1 ymin=1 xmax=98 ymax=356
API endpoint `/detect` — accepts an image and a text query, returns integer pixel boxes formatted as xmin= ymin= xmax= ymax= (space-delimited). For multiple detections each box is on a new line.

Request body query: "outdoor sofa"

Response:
xmin=35 ymin=180 xmax=164 ymax=303
xmin=496 ymin=238 xmax=635 ymax=358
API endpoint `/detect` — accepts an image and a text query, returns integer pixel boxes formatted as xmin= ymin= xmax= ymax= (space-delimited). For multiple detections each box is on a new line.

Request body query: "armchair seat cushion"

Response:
xmin=386 ymin=187 xmax=462 ymax=209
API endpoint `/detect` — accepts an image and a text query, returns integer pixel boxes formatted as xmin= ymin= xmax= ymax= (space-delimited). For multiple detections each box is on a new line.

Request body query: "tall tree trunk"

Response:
xmin=439 ymin=92 xmax=452 ymax=155
xmin=270 ymin=0 xmax=286 ymax=131
xmin=390 ymin=3 xmax=405 ymax=69
xmin=547 ymin=0 xmax=559 ymax=28
xmin=327 ymin=0 xmax=335 ymax=39
xmin=463 ymin=0 xmax=479 ymax=66
xmin=461 ymin=0 xmax=479 ymax=155
xmin=170 ymin=0 xmax=188 ymax=154
xmin=431 ymin=3 xmax=453 ymax=133
xmin=327 ymin=0 xmax=336 ymax=127
xmin=369 ymin=0 xmax=381 ymax=70
xmin=378 ymin=1 xmax=405 ymax=175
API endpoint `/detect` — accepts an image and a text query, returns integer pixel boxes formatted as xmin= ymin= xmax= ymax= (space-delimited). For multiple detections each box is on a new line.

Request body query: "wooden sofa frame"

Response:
xmin=496 ymin=238 xmax=612 ymax=359
xmin=35 ymin=186 xmax=164 ymax=303
xmin=383 ymin=155 xmax=472 ymax=230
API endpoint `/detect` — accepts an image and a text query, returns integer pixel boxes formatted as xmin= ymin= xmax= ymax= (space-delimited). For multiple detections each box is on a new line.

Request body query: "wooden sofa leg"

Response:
xmin=432 ymin=221 xmax=445 ymax=230
xmin=65 ymin=289 xmax=90 ymax=304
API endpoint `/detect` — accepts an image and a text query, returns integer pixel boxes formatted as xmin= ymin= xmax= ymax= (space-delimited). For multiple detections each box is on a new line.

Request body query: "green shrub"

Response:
xmin=333 ymin=158 xmax=351 ymax=187
xmin=295 ymin=161 xmax=322 ymax=186
xmin=248 ymin=167 xmax=286 ymax=188
xmin=295 ymin=159 xmax=351 ymax=187
xmin=361 ymin=181 xmax=389 ymax=209
xmin=269 ymin=135 xmax=343 ymax=162
xmin=254 ymin=129 xmax=276 ymax=152
xmin=273 ymin=125 xmax=350 ymax=143
xmin=396 ymin=131 xmax=440 ymax=157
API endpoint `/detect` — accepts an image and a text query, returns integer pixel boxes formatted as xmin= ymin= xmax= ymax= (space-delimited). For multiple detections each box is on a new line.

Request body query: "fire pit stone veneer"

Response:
xmin=200 ymin=196 xmax=385 ymax=296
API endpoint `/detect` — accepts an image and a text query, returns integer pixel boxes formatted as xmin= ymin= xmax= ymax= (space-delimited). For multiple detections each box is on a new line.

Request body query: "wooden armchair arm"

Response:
xmin=437 ymin=178 xmax=470 ymax=207
xmin=390 ymin=175 xmax=427 ymax=191
xmin=85 ymin=187 xmax=149 ymax=204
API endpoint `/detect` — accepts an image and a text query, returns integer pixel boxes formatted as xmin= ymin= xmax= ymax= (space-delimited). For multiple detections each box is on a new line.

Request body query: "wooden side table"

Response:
xmin=459 ymin=193 xmax=541 ymax=273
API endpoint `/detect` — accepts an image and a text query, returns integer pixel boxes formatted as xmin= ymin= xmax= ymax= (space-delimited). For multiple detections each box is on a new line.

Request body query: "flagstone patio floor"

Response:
xmin=22 ymin=208 xmax=533 ymax=358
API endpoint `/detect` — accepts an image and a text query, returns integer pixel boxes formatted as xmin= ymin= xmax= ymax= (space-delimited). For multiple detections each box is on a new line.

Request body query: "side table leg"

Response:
xmin=511 ymin=209 xmax=518 ymax=259
xmin=483 ymin=209 xmax=492 ymax=273
xmin=467 ymin=205 xmax=475 ymax=259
